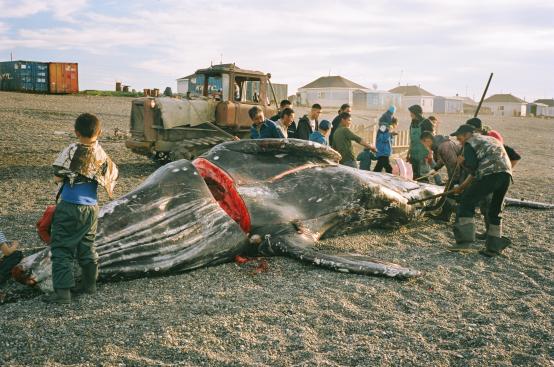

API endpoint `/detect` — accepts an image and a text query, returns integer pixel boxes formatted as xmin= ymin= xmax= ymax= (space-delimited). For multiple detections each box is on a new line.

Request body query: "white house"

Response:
xmin=433 ymin=96 xmax=464 ymax=114
xmin=531 ymin=99 xmax=554 ymax=117
xmin=483 ymin=94 xmax=527 ymax=117
xmin=388 ymin=85 xmax=434 ymax=113
xmin=298 ymin=76 xmax=369 ymax=107
xmin=353 ymin=89 xmax=402 ymax=110
xmin=176 ymin=74 xmax=194 ymax=94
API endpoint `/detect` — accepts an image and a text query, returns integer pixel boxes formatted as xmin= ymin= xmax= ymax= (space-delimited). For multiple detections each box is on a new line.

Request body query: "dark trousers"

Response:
xmin=457 ymin=172 xmax=511 ymax=225
xmin=50 ymin=200 xmax=99 ymax=289
xmin=373 ymin=156 xmax=392 ymax=173
xmin=411 ymin=159 xmax=421 ymax=179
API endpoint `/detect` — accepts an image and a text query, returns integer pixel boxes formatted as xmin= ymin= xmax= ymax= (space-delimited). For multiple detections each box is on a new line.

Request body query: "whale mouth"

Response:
xmin=193 ymin=158 xmax=251 ymax=233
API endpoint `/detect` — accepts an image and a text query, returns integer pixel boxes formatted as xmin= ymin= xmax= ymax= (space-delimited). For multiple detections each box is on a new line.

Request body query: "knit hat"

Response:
xmin=488 ymin=130 xmax=504 ymax=144
xmin=319 ymin=120 xmax=331 ymax=131
xmin=408 ymin=105 xmax=423 ymax=114
xmin=388 ymin=105 xmax=396 ymax=113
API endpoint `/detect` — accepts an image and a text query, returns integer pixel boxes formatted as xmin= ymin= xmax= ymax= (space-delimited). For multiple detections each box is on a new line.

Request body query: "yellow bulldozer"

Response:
xmin=125 ymin=64 xmax=278 ymax=161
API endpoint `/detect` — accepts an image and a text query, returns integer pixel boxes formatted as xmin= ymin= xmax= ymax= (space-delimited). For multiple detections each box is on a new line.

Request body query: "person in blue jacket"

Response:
xmin=309 ymin=120 xmax=331 ymax=146
xmin=260 ymin=108 xmax=295 ymax=139
xmin=378 ymin=105 xmax=396 ymax=127
xmin=249 ymin=106 xmax=265 ymax=139
xmin=373 ymin=118 xmax=398 ymax=173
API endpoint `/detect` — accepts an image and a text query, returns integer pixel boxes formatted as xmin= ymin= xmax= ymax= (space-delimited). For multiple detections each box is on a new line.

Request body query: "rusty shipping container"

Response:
xmin=48 ymin=62 xmax=79 ymax=94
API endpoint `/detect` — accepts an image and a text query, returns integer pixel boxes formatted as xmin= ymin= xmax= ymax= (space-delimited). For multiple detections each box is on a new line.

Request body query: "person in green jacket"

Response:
xmin=331 ymin=112 xmax=375 ymax=168
xmin=406 ymin=105 xmax=434 ymax=179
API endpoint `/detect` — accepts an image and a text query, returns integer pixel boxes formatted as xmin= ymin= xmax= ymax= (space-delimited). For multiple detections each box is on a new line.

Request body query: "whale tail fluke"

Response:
xmin=258 ymin=224 xmax=422 ymax=279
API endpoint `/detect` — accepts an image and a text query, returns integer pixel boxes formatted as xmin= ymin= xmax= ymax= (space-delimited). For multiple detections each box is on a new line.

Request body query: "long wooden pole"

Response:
xmin=474 ymin=73 xmax=493 ymax=118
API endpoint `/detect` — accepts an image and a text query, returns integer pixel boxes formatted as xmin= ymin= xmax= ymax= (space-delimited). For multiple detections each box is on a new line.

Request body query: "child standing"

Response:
xmin=357 ymin=148 xmax=378 ymax=171
xmin=373 ymin=118 xmax=398 ymax=173
xmin=309 ymin=120 xmax=331 ymax=146
xmin=45 ymin=113 xmax=118 ymax=304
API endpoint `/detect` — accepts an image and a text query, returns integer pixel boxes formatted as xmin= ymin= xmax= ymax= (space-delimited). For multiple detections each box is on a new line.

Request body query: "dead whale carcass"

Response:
xmin=13 ymin=139 xmax=443 ymax=290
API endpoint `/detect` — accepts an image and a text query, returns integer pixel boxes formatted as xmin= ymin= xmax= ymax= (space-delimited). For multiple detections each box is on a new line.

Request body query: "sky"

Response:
xmin=1 ymin=0 xmax=553 ymax=101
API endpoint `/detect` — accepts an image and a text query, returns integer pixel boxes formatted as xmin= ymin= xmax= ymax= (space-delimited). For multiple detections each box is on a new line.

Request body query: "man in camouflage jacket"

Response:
xmin=449 ymin=124 xmax=512 ymax=257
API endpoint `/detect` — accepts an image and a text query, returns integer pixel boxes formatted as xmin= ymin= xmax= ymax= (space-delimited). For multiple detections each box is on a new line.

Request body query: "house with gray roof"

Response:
xmin=298 ymin=76 xmax=369 ymax=107
xmin=483 ymin=94 xmax=527 ymax=117
xmin=388 ymin=85 xmax=435 ymax=113
xmin=529 ymin=98 xmax=554 ymax=117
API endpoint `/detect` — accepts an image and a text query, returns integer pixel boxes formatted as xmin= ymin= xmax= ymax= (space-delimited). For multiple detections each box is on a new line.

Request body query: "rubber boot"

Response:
xmin=71 ymin=263 xmax=98 ymax=295
xmin=480 ymin=224 xmax=511 ymax=257
xmin=43 ymin=288 xmax=71 ymax=304
xmin=449 ymin=218 xmax=480 ymax=252
xmin=432 ymin=199 xmax=454 ymax=223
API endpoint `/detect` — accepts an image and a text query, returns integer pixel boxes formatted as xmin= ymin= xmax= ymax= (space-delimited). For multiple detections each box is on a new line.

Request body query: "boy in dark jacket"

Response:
xmin=357 ymin=149 xmax=378 ymax=171
xmin=295 ymin=104 xmax=321 ymax=140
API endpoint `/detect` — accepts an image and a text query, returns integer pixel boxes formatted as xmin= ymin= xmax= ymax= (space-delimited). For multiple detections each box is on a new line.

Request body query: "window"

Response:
xmin=499 ymin=106 xmax=504 ymax=111
xmin=318 ymin=91 xmax=326 ymax=98
xmin=234 ymin=76 xmax=261 ymax=103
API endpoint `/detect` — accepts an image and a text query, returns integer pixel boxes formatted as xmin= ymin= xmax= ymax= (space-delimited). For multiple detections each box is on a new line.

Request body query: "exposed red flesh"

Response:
xmin=193 ymin=158 xmax=252 ymax=233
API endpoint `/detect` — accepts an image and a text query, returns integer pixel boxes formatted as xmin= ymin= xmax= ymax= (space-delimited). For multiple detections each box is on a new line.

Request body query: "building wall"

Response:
xmin=401 ymin=96 xmax=434 ymax=113
xmin=268 ymin=83 xmax=288 ymax=103
xmin=483 ymin=102 xmax=527 ymax=117
xmin=434 ymin=97 xmax=463 ymax=113
xmin=177 ymin=78 xmax=190 ymax=94
xmin=298 ymin=88 xmax=354 ymax=107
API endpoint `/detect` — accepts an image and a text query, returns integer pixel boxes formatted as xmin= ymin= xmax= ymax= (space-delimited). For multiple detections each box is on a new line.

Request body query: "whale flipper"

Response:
xmin=259 ymin=224 xmax=422 ymax=279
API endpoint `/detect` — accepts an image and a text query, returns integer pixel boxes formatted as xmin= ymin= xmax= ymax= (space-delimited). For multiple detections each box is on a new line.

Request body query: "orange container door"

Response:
xmin=70 ymin=64 xmax=78 ymax=93
xmin=49 ymin=63 xmax=62 ymax=93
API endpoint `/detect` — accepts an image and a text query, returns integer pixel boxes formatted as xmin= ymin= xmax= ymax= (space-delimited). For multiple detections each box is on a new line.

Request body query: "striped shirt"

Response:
xmin=0 ymin=230 xmax=7 ymax=244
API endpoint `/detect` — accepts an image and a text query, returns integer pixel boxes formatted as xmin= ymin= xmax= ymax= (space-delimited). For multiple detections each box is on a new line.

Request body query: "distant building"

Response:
xmin=530 ymin=99 xmax=554 ymax=117
xmin=483 ymin=94 xmax=527 ymax=117
xmin=268 ymin=83 xmax=288 ymax=104
xmin=459 ymin=96 xmax=492 ymax=115
xmin=388 ymin=85 xmax=434 ymax=113
xmin=433 ymin=96 xmax=464 ymax=114
xmin=298 ymin=76 xmax=369 ymax=107
xmin=176 ymin=74 xmax=194 ymax=94
xmin=353 ymin=89 xmax=402 ymax=110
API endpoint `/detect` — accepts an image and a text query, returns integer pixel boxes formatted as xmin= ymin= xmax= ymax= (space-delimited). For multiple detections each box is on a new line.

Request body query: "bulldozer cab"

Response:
xmin=192 ymin=64 xmax=276 ymax=128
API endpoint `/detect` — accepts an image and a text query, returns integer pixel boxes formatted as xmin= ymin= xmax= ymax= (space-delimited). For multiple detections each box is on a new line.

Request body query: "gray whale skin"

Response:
xmin=14 ymin=139 xmax=444 ymax=290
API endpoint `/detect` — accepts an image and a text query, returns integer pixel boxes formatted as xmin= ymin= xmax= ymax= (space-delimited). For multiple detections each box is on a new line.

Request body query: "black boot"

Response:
xmin=43 ymin=288 xmax=71 ymax=304
xmin=71 ymin=263 xmax=98 ymax=295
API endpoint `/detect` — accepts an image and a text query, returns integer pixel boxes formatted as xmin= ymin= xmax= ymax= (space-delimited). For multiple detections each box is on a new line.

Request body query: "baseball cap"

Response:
xmin=450 ymin=124 xmax=475 ymax=136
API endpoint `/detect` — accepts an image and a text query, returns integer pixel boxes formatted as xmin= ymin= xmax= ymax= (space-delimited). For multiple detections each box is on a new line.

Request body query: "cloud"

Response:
xmin=0 ymin=0 xmax=88 ymax=22
xmin=0 ymin=0 xmax=552 ymax=99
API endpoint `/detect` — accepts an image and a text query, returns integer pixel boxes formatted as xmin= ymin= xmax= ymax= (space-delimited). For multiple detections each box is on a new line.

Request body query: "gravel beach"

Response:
xmin=0 ymin=91 xmax=552 ymax=366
